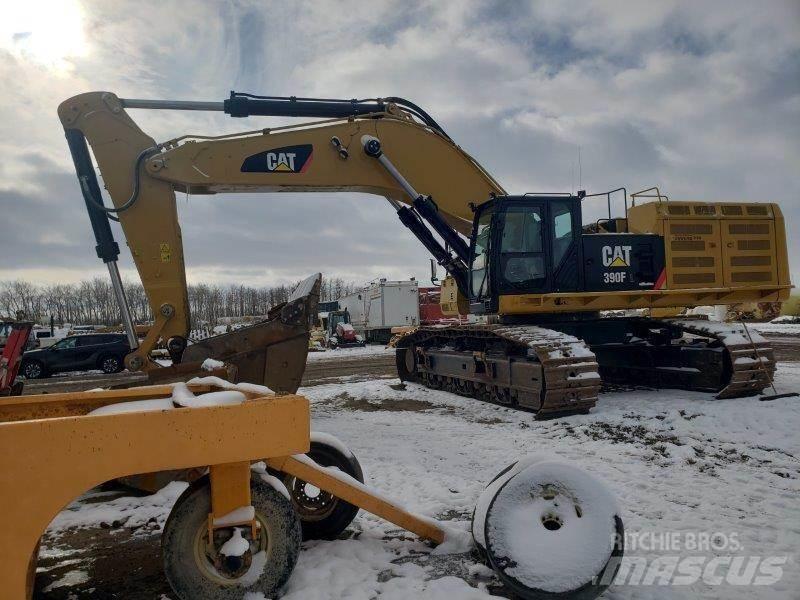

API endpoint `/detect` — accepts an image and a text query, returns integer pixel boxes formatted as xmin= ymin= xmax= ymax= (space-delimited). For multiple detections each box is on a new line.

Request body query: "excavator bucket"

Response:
xmin=181 ymin=272 xmax=321 ymax=394
xmin=118 ymin=274 xmax=321 ymax=493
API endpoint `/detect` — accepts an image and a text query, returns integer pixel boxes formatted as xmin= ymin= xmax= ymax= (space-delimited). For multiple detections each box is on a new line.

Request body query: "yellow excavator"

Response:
xmin=57 ymin=91 xmax=791 ymax=418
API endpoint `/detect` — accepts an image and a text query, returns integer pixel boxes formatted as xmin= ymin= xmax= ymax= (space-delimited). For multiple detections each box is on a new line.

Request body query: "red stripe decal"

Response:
xmin=654 ymin=268 xmax=667 ymax=290
xmin=300 ymin=152 xmax=313 ymax=173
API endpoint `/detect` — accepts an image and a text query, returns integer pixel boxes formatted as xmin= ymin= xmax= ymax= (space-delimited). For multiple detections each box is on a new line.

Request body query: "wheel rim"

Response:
xmin=284 ymin=476 xmax=338 ymax=521
xmin=192 ymin=513 xmax=270 ymax=585
xmin=103 ymin=357 xmax=119 ymax=372
xmin=26 ymin=363 xmax=41 ymax=378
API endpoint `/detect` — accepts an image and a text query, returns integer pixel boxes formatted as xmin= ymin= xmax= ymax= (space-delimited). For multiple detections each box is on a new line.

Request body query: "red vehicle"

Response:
xmin=418 ymin=287 xmax=467 ymax=325
xmin=418 ymin=287 xmax=445 ymax=324
xmin=325 ymin=310 xmax=366 ymax=349
xmin=0 ymin=321 xmax=33 ymax=396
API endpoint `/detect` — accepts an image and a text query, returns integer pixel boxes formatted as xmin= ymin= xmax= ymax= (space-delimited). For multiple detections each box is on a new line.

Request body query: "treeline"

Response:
xmin=0 ymin=277 xmax=358 ymax=328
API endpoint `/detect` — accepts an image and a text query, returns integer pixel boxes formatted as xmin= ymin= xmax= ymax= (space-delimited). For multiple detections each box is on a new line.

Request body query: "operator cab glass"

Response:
xmin=499 ymin=205 xmax=546 ymax=290
xmin=469 ymin=195 xmax=583 ymax=312
xmin=471 ymin=209 xmax=492 ymax=299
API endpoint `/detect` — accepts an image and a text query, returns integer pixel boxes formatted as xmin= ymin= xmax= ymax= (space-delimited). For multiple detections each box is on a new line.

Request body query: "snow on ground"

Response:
xmin=293 ymin=367 xmax=800 ymax=600
xmin=41 ymin=365 xmax=800 ymax=599
xmin=306 ymin=344 xmax=395 ymax=362
xmin=750 ymin=322 xmax=800 ymax=336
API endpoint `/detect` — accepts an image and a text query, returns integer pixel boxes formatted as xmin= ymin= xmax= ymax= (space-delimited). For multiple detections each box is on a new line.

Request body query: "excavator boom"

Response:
xmin=58 ymin=91 xmax=502 ymax=380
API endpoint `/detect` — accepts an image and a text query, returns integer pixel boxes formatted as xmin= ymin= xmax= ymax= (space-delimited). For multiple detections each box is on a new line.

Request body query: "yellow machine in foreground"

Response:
xmin=56 ymin=91 xmax=790 ymax=418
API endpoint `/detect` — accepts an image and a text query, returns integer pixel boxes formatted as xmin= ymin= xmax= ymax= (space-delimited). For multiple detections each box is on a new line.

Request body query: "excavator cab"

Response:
xmin=468 ymin=194 xmax=668 ymax=314
xmin=469 ymin=195 xmax=583 ymax=313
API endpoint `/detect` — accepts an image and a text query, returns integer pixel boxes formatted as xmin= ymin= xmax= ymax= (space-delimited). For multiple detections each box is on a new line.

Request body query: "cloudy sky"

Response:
xmin=1 ymin=0 xmax=798 ymax=289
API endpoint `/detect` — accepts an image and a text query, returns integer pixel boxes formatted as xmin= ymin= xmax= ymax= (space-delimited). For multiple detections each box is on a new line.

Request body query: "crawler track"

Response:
xmin=395 ymin=318 xmax=776 ymax=418
xmin=395 ymin=324 xmax=601 ymax=419
xmin=576 ymin=318 xmax=777 ymax=400
xmin=669 ymin=320 xmax=776 ymax=399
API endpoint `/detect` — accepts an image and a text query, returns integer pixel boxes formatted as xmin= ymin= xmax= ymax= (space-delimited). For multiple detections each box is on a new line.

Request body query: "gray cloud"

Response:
xmin=1 ymin=0 xmax=798 ymax=289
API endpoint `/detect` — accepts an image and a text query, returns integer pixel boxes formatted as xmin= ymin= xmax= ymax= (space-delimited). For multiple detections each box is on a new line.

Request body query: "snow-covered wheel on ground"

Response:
xmin=161 ymin=474 xmax=301 ymax=600
xmin=473 ymin=460 xmax=624 ymax=600
xmin=279 ymin=432 xmax=364 ymax=540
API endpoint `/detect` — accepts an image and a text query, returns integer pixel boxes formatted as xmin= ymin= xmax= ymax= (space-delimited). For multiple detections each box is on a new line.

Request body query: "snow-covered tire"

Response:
xmin=280 ymin=433 xmax=364 ymax=540
xmin=162 ymin=474 xmax=301 ymax=600
xmin=472 ymin=455 xmax=554 ymax=556
xmin=478 ymin=461 xmax=624 ymax=600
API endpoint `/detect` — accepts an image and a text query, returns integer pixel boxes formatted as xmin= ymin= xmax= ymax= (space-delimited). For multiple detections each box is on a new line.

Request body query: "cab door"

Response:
xmin=496 ymin=201 xmax=549 ymax=295
xmin=549 ymin=198 xmax=582 ymax=292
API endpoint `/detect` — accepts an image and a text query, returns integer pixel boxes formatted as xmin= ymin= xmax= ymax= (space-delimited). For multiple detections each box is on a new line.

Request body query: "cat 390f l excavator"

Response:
xmin=58 ymin=91 xmax=791 ymax=417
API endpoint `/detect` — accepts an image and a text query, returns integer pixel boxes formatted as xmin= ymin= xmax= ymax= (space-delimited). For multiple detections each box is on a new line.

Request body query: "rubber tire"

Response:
xmin=286 ymin=439 xmax=364 ymax=541
xmin=162 ymin=474 xmax=301 ymax=600
xmin=99 ymin=354 xmax=124 ymax=374
xmin=483 ymin=467 xmax=625 ymax=600
xmin=21 ymin=360 xmax=46 ymax=379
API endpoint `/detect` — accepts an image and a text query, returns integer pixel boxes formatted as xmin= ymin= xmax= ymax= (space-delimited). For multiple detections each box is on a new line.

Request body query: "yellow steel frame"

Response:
xmin=0 ymin=386 xmax=445 ymax=599
xmin=499 ymin=284 xmax=791 ymax=315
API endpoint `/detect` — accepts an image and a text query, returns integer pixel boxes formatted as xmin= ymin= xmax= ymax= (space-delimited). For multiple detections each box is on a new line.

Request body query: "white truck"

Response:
xmin=338 ymin=279 xmax=420 ymax=343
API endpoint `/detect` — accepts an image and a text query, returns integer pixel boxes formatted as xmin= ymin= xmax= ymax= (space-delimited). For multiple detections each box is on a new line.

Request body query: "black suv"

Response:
xmin=21 ymin=333 xmax=131 ymax=379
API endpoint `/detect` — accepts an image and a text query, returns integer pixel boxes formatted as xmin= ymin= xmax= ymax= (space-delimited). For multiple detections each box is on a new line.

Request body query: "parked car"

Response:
xmin=20 ymin=333 xmax=131 ymax=379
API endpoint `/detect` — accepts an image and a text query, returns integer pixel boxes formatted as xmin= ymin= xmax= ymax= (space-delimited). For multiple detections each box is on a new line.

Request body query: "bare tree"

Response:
xmin=0 ymin=275 xmax=358 ymax=328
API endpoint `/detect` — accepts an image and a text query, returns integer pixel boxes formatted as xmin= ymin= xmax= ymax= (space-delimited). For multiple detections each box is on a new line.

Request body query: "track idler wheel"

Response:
xmin=473 ymin=459 xmax=624 ymax=599
xmin=396 ymin=345 xmax=419 ymax=382
xmin=162 ymin=474 xmax=301 ymax=599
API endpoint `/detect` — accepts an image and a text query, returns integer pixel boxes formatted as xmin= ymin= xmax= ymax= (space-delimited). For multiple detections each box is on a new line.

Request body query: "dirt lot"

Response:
xmin=22 ymin=349 xmax=397 ymax=395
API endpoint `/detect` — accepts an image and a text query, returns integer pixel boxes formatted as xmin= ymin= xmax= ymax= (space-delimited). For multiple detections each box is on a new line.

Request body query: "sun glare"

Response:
xmin=1 ymin=0 xmax=88 ymax=72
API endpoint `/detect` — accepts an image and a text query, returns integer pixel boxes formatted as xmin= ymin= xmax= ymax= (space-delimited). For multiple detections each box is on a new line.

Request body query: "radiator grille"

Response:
xmin=730 ymin=255 xmax=771 ymax=267
xmin=729 ymin=223 xmax=769 ymax=235
xmin=693 ymin=205 xmax=716 ymax=215
xmin=674 ymin=273 xmax=716 ymax=284
xmin=722 ymin=205 xmax=743 ymax=216
xmin=670 ymin=224 xmax=713 ymax=235
xmin=737 ymin=239 xmax=771 ymax=251
xmin=673 ymin=256 xmax=715 ymax=268
xmin=732 ymin=271 xmax=772 ymax=283
xmin=667 ymin=205 xmax=691 ymax=215
xmin=671 ymin=240 xmax=705 ymax=251
xmin=746 ymin=205 xmax=768 ymax=216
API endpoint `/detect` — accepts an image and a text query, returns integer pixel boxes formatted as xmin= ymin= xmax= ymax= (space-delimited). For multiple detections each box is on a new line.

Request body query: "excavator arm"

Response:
xmin=58 ymin=91 xmax=504 ymax=375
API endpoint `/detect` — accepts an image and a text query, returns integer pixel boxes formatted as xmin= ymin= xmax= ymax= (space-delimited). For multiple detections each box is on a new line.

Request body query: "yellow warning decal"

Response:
xmin=160 ymin=243 xmax=171 ymax=262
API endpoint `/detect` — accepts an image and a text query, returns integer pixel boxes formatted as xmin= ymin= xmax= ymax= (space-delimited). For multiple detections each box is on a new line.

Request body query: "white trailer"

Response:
xmin=338 ymin=279 xmax=420 ymax=343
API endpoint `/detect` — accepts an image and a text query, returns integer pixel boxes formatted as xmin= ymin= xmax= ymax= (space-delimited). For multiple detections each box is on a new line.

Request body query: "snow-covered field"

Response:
xmin=41 ymin=364 xmax=800 ymax=599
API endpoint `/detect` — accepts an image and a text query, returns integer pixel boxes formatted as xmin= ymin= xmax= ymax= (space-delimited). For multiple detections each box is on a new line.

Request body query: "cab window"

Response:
xmin=552 ymin=201 xmax=573 ymax=268
xmin=471 ymin=210 xmax=492 ymax=298
xmin=499 ymin=206 xmax=546 ymax=289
